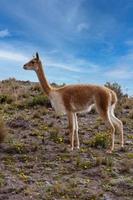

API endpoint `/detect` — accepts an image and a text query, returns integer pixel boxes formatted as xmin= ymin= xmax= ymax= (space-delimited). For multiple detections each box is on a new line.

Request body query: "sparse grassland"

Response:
xmin=0 ymin=79 xmax=133 ymax=200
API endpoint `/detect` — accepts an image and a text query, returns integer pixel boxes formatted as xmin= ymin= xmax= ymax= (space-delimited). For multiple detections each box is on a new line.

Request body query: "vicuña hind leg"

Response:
xmin=96 ymin=106 xmax=115 ymax=153
xmin=109 ymin=105 xmax=124 ymax=148
xmin=107 ymin=109 xmax=116 ymax=152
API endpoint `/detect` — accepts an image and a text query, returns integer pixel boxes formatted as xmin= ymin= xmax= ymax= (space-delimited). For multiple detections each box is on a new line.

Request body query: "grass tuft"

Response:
xmin=85 ymin=132 xmax=110 ymax=149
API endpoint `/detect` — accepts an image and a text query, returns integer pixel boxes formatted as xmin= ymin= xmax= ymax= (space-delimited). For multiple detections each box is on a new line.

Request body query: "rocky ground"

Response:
xmin=0 ymin=79 xmax=133 ymax=200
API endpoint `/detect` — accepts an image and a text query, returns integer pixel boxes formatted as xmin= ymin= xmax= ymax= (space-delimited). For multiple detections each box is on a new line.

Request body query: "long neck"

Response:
xmin=36 ymin=62 xmax=52 ymax=95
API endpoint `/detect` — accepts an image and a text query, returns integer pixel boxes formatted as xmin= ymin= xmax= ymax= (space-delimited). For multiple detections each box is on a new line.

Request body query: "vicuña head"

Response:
xmin=23 ymin=52 xmax=41 ymax=71
xmin=23 ymin=52 xmax=52 ymax=95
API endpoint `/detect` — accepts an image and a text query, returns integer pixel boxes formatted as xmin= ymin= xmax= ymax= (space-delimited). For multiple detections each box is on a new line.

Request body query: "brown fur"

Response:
xmin=56 ymin=84 xmax=117 ymax=113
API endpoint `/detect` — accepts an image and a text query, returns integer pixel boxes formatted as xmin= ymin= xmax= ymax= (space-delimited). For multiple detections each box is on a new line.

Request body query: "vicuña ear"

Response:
xmin=36 ymin=52 xmax=39 ymax=60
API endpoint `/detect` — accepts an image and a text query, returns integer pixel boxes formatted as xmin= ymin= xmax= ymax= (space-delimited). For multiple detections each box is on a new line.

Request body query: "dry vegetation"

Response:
xmin=0 ymin=78 xmax=133 ymax=200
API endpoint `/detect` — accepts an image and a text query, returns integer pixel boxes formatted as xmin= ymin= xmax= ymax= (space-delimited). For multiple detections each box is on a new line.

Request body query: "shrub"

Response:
xmin=0 ymin=172 xmax=5 ymax=187
xmin=49 ymin=128 xmax=64 ymax=143
xmin=129 ymin=110 xmax=133 ymax=119
xmin=0 ymin=118 xmax=7 ymax=143
xmin=26 ymin=95 xmax=50 ymax=107
xmin=119 ymin=159 xmax=133 ymax=173
xmin=76 ymin=157 xmax=93 ymax=169
xmin=95 ymin=156 xmax=113 ymax=167
xmin=88 ymin=132 xmax=110 ymax=149
xmin=122 ymin=97 xmax=133 ymax=109
xmin=104 ymin=82 xmax=125 ymax=99
xmin=0 ymin=94 xmax=13 ymax=104
xmin=30 ymin=83 xmax=42 ymax=92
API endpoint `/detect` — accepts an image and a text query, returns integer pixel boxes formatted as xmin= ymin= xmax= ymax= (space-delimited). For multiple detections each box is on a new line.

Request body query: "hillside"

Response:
xmin=0 ymin=79 xmax=133 ymax=200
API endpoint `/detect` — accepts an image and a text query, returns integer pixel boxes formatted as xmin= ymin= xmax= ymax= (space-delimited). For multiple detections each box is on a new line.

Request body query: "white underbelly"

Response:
xmin=71 ymin=103 xmax=95 ymax=113
xmin=49 ymin=91 xmax=66 ymax=115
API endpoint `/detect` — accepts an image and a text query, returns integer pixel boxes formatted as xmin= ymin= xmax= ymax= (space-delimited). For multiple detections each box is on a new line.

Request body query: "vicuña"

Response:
xmin=23 ymin=52 xmax=124 ymax=153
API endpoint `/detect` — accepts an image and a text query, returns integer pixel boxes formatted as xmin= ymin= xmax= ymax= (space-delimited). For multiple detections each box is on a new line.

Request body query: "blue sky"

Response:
xmin=0 ymin=0 xmax=133 ymax=95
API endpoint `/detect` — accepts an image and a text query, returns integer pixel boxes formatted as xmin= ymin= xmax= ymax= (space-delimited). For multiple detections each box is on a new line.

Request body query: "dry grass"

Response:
xmin=0 ymin=118 xmax=7 ymax=143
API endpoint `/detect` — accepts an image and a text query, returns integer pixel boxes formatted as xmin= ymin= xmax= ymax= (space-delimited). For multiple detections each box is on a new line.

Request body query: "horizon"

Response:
xmin=0 ymin=0 xmax=133 ymax=95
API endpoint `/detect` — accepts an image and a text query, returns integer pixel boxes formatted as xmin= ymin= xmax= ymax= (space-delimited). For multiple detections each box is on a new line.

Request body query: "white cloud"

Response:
xmin=46 ymin=49 xmax=59 ymax=55
xmin=105 ymin=68 xmax=133 ymax=79
xmin=103 ymin=55 xmax=132 ymax=82
xmin=0 ymin=50 xmax=28 ymax=62
xmin=0 ymin=40 xmax=100 ymax=75
xmin=104 ymin=51 xmax=133 ymax=80
xmin=44 ymin=55 xmax=83 ymax=72
xmin=0 ymin=29 xmax=10 ymax=38
xmin=77 ymin=22 xmax=89 ymax=32
xmin=46 ymin=61 xmax=82 ymax=72
xmin=125 ymin=40 xmax=133 ymax=46
xmin=44 ymin=54 xmax=100 ymax=73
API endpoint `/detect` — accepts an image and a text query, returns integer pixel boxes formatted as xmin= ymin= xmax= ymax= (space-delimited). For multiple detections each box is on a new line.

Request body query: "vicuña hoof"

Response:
xmin=120 ymin=146 xmax=125 ymax=152
xmin=106 ymin=149 xmax=113 ymax=154
xmin=71 ymin=147 xmax=74 ymax=151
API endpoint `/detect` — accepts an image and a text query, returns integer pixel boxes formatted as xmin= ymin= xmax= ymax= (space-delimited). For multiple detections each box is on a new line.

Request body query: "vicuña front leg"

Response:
xmin=68 ymin=112 xmax=75 ymax=150
xmin=74 ymin=113 xmax=80 ymax=149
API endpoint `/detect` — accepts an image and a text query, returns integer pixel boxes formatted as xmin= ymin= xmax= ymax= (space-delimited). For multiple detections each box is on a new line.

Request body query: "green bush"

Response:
xmin=30 ymin=84 xmax=42 ymax=92
xmin=95 ymin=156 xmax=113 ymax=167
xmin=26 ymin=95 xmax=50 ymax=107
xmin=104 ymin=82 xmax=125 ymax=99
xmin=0 ymin=94 xmax=13 ymax=104
xmin=88 ymin=132 xmax=110 ymax=149
xmin=129 ymin=111 xmax=133 ymax=119
xmin=76 ymin=157 xmax=93 ymax=169
xmin=0 ymin=118 xmax=7 ymax=143
xmin=49 ymin=128 xmax=64 ymax=143
xmin=0 ymin=172 xmax=5 ymax=187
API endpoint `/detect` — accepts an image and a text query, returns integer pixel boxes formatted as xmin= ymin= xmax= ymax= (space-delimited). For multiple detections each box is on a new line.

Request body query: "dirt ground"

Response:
xmin=0 ymin=80 xmax=133 ymax=200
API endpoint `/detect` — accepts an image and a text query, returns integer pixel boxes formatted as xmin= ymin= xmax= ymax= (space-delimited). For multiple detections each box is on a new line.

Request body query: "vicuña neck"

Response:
xmin=36 ymin=62 xmax=52 ymax=95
